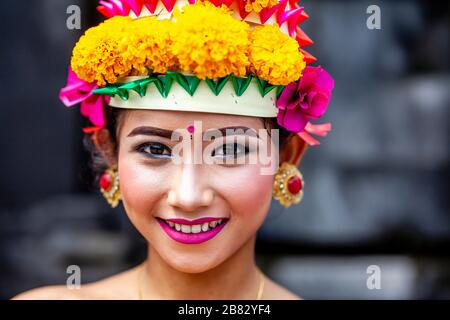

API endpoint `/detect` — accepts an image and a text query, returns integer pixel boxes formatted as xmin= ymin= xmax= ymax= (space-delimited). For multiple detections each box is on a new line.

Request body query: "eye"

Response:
xmin=137 ymin=142 xmax=172 ymax=159
xmin=212 ymin=143 xmax=249 ymax=158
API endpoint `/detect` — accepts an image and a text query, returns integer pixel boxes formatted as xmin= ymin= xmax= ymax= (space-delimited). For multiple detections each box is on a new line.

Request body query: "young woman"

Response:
xmin=14 ymin=0 xmax=333 ymax=300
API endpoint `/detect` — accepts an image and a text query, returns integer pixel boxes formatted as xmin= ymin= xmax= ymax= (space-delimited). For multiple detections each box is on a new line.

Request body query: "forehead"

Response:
xmin=119 ymin=109 xmax=266 ymax=133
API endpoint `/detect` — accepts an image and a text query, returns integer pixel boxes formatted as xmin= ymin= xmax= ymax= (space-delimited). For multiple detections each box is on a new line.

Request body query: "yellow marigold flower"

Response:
xmin=244 ymin=0 xmax=278 ymax=13
xmin=71 ymin=16 xmax=134 ymax=86
xmin=120 ymin=17 xmax=176 ymax=75
xmin=249 ymin=24 xmax=305 ymax=85
xmin=171 ymin=2 xmax=250 ymax=80
xmin=71 ymin=16 xmax=176 ymax=86
xmin=71 ymin=2 xmax=300 ymax=87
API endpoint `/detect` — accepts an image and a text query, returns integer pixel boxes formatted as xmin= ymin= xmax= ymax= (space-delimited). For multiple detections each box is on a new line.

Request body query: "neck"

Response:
xmin=140 ymin=236 xmax=261 ymax=299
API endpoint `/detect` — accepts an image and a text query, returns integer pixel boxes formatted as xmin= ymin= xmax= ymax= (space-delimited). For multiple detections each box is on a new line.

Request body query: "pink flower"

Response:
xmin=59 ymin=67 xmax=109 ymax=127
xmin=276 ymin=66 xmax=334 ymax=133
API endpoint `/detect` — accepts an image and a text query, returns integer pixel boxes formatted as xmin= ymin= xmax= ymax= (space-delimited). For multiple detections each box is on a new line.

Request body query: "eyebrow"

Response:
xmin=127 ymin=126 xmax=173 ymax=139
xmin=127 ymin=126 xmax=260 ymax=139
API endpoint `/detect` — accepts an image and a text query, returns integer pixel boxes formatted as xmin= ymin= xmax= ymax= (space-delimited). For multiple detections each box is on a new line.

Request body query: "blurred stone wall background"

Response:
xmin=0 ymin=0 xmax=449 ymax=299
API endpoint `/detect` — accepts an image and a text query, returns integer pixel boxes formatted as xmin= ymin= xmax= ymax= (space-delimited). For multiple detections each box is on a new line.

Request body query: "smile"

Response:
xmin=156 ymin=217 xmax=229 ymax=244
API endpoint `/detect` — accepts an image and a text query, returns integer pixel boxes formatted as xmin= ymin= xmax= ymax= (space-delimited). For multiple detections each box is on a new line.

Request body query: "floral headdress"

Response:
xmin=60 ymin=0 xmax=334 ymax=146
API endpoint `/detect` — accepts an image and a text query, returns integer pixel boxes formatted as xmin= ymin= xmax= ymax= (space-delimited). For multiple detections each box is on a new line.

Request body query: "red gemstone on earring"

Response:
xmin=287 ymin=176 xmax=302 ymax=194
xmin=99 ymin=172 xmax=112 ymax=191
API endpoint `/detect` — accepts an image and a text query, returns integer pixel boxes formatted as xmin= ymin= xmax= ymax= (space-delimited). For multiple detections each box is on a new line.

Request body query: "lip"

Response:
xmin=164 ymin=217 xmax=225 ymax=225
xmin=156 ymin=218 xmax=229 ymax=245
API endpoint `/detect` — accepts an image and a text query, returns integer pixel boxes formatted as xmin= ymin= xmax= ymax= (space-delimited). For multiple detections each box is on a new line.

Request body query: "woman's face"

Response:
xmin=117 ymin=109 xmax=278 ymax=273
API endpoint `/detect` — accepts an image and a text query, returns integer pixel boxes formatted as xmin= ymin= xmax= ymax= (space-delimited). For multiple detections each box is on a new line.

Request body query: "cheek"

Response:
xmin=118 ymin=155 xmax=165 ymax=222
xmin=217 ymin=165 xmax=274 ymax=225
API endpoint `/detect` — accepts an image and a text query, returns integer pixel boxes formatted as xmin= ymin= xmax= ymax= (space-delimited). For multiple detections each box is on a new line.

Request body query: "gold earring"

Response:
xmin=273 ymin=162 xmax=304 ymax=208
xmin=99 ymin=167 xmax=121 ymax=208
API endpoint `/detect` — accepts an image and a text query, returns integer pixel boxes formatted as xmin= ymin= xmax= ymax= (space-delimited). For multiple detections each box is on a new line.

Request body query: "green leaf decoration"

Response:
xmin=133 ymin=79 xmax=151 ymax=97
xmin=92 ymin=72 xmax=283 ymax=101
xmin=92 ymin=87 xmax=118 ymax=96
xmin=116 ymin=88 xmax=129 ymax=100
xmin=137 ymin=77 xmax=164 ymax=97
xmin=255 ymin=77 xmax=278 ymax=97
xmin=158 ymin=74 xmax=174 ymax=98
xmin=184 ymin=75 xmax=201 ymax=96
xmin=205 ymin=75 xmax=230 ymax=96
xmin=276 ymin=85 xmax=285 ymax=99
xmin=119 ymin=80 xmax=141 ymax=96
xmin=231 ymin=74 xmax=254 ymax=97
xmin=166 ymin=71 xmax=201 ymax=96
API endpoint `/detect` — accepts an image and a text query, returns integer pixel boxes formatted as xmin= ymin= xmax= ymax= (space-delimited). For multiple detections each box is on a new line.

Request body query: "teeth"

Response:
xmin=165 ymin=219 xmax=226 ymax=234
xmin=209 ymin=221 xmax=217 ymax=228
xmin=181 ymin=225 xmax=191 ymax=233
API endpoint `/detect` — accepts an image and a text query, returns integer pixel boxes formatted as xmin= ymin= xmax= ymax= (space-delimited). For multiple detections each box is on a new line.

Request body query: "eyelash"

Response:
xmin=136 ymin=142 xmax=250 ymax=160
xmin=211 ymin=142 xmax=249 ymax=158
xmin=137 ymin=142 xmax=172 ymax=159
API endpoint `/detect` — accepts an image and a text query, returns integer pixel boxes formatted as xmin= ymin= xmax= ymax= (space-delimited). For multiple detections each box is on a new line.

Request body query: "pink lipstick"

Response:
xmin=156 ymin=217 xmax=228 ymax=244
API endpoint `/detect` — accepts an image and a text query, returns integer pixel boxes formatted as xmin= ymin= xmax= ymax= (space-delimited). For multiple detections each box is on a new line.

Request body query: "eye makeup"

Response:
xmin=135 ymin=141 xmax=173 ymax=160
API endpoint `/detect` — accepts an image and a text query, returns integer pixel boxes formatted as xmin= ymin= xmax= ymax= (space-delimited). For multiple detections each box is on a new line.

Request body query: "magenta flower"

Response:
xmin=59 ymin=67 xmax=109 ymax=127
xmin=276 ymin=66 xmax=334 ymax=133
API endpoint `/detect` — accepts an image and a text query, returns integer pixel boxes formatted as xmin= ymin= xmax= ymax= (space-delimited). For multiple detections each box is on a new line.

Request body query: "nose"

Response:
xmin=167 ymin=164 xmax=214 ymax=212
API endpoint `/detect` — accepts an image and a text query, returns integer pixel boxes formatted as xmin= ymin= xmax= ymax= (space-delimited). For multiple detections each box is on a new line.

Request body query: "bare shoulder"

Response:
xmin=262 ymin=275 xmax=303 ymax=300
xmin=12 ymin=265 xmax=142 ymax=300
xmin=11 ymin=285 xmax=83 ymax=300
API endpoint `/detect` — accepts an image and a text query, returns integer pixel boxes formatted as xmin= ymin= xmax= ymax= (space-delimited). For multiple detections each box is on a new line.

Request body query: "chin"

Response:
xmin=162 ymin=250 xmax=227 ymax=274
